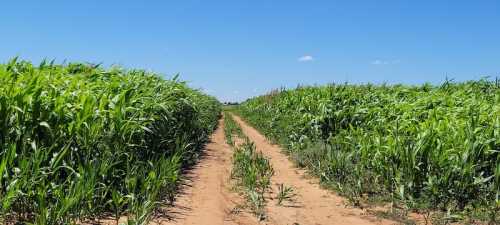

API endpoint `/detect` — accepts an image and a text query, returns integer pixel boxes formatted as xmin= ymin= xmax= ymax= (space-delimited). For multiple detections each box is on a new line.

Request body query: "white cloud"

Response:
xmin=371 ymin=59 xmax=400 ymax=65
xmin=298 ymin=55 xmax=314 ymax=62
xmin=371 ymin=60 xmax=386 ymax=65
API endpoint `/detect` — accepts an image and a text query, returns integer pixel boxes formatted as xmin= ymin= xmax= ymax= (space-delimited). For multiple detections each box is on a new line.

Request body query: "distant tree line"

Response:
xmin=223 ymin=101 xmax=239 ymax=106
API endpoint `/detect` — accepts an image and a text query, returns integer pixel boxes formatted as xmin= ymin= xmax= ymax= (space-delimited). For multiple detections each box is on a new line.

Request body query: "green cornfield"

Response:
xmin=236 ymin=81 xmax=499 ymax=221
xmin=0 ymin=58 xmax=221 ymax=224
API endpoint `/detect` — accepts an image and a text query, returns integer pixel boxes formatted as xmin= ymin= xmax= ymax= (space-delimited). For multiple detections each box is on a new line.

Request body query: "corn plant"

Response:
xmin=0 ymin=58 xmax=221 ymax=224
xmin=236 ymin=79 xmax=499 ymax=222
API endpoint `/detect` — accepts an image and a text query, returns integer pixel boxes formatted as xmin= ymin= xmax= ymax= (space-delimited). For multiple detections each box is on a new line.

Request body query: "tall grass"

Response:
xmin=236 ymin=80 xmax=499 ymax=222
xmin=0 ymin=58 xmax=221 ymax=224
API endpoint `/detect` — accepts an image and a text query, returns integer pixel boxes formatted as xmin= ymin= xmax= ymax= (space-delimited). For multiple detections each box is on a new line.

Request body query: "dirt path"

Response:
xmin=231 ymin=114 xmax=396 ymax=225
xmin=152 ymin=115 xmax=399 ymax=225
xmin=83 ymin=116 xmax=402 ymax=225
xmin=156 ymin=118 xmax=260 ymax=225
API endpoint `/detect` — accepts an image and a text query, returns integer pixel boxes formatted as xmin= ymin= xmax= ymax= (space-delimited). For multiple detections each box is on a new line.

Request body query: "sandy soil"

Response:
xmin=231 ymin=114 xmax=396 ymax=225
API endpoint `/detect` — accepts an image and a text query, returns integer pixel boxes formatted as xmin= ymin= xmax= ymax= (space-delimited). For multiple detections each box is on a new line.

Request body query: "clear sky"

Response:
xmin=1 ymin=1 xmax=499 ymax=102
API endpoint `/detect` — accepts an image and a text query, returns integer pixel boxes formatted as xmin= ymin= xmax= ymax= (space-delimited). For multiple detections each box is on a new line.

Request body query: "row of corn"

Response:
xmin=236 ymin=80 xmax=499 ymax=223
xmin=0 ymin=58 xmax=221 ymax=224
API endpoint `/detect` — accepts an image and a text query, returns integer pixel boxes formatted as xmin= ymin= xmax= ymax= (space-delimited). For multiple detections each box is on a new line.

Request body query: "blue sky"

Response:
xmin=1 ymin=1 xmax=499 ymax=102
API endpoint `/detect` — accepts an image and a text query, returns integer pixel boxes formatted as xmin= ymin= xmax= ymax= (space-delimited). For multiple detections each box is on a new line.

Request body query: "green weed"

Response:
xmin=275 ymin=183 xmax=297 ymax=206
xmin=230 ymin=137 xmax=274 ymax=219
